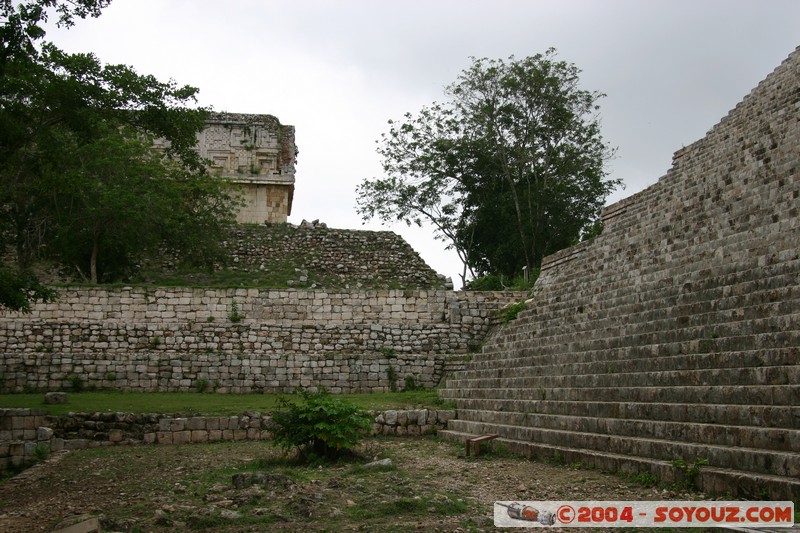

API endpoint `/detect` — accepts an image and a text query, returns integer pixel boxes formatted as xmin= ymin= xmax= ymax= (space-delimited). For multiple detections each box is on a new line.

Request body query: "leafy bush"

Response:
xmin=67 ymin=374 xmax=83 ymax=392
xmin=403 ymin=374 xmax=423 ymax=391
xmin=465 ymin=271 xmax=539 ymax=291
xmin=500 ymin=300 xmax=527 ymax=323
xmin=228 ymin=299 xmax=245 ymax=323
xmin=270 ymin=388 xmax=372 ymax=463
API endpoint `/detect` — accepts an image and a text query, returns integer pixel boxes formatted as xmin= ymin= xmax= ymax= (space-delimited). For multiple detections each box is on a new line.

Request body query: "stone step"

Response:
xmin=480 ymin=297 xmax=800 ymax=358
xmin=447 ymin=398 xmax=800 ymax=429
xmin=540 ymin=236 xmax=799 ymax=300
xmin=438 ymin=384 xmax=800 ymax=406
xmin=486 ymin=295 xmax=800 ymax=349
xmin=453 ymin=408 xmax=800 ymax=451
xmin=444 ymin=419 xmax=800 ymax=478
xmin=445 ymin=364 xmax=800 ymax=390
xmin=522 ymin=255 xmax=800 ymax=325
xmin=475 ymin=327 xmax=800 ymax=366
xmin=457 ymin=348 xmax=798 ymax=381
xmin=438 ymin=429 xmax=800 ymax=500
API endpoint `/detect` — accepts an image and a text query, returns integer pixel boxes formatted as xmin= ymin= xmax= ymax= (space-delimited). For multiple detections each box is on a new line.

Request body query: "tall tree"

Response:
xmin=357 ymin=50 xmax=620 ymax=285
xmin=0 ymin=0 xmax=234 ymax=304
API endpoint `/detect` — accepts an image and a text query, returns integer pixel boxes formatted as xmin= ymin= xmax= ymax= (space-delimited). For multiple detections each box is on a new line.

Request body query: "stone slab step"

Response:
xmin=478 ymin=321 xmax=800 ymax=364
xmin=456 ymin=348 xmax=799 ymax=381
xmin=445 ymin=419 xmax=800 ymax=478
xmin=513 ymin=262 xmax=800 ymax=328
xmin=445 ymin=364 xmax=800 ymax=390
xmin=446 ymin=398 xmax=800 ymax=429
xmin=438 ymin=429 xmax=800 ymax=501
xmin=438 ymin=384 xmax=800 ymax=406
xmin=453 ymin=408 xmax=800 ymax=451
xmin=483 ymin=305 xmax=800 ymax=353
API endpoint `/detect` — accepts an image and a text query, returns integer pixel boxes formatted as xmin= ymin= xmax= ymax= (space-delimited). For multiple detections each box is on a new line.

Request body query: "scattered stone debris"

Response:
xmin=363 ymin=458 xmax=392 ymax=468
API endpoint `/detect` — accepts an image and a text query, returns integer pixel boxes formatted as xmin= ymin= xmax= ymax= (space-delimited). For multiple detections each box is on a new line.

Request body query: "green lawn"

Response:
xmin=0 ymin=389 xmax=453 ymax=416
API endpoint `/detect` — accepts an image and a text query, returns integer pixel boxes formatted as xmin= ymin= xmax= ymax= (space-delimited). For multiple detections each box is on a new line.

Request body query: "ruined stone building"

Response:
xmin=197 ymin=112 xmax=296 ymax=224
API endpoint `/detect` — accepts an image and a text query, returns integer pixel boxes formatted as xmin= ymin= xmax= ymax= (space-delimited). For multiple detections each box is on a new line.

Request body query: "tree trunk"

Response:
xmin=90 ymin=236 xmax=99 ymax=284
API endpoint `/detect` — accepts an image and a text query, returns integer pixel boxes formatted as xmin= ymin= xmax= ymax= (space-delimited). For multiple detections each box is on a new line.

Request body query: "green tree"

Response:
xmin=0 ymin=0 xmax=234 ymax=298
xmin=357 ymin=50 xmax=620 ymax=284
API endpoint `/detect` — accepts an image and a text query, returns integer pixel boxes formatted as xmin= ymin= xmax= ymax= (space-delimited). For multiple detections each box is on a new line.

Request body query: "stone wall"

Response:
xmin=0 ymin=408 xmax=456 ymax=472
xmin=0 ymin=288 xmax=526 ymax=393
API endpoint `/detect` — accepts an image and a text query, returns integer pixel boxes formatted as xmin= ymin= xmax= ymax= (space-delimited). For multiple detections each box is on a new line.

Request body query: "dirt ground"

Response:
xmin=0 ymin=437 xmax=701 ymax=532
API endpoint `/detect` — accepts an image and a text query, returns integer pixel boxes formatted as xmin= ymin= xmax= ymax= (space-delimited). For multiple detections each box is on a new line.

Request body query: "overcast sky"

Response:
xmin=45 ymin=0 xmax=800 ymax=288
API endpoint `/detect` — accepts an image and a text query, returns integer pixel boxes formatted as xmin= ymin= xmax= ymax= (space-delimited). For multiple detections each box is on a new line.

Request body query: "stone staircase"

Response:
xmin=439 ymin=46 xmax=800 ymax=500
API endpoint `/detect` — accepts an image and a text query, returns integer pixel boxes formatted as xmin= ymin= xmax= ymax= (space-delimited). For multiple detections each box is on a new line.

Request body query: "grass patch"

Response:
xmin=0 ymin=389 xmax=450 ymax=416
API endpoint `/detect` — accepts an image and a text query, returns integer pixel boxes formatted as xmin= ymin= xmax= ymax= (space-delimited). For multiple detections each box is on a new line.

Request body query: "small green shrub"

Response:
xmin=270 ymin=388 xmax=372 ymax=463
xmin=379 ymin=347 xmax=397 ymax=358
xmin=228 ymin=299 xmax=245 ymax=323
xmin=672 ymin=458 xmax=708 ymax=490
xmin=105 ymin=372 xmax=116 ymax=381
xmin=33 ymin=444 xmax=50 ymax=462
xmin=150 ymin=336 xmax=161 ymax=347
xmin=196 ymin=378 xmax=210 ymax=393
xmin=386 ymin=365 xmax=398 ymax=392
xmin=500 ymin=300 xmax=527 ymax=323
xmin=67 ymin=374 xmax=83 ymax=392
xmin=403 ymin=374 xmax=423 ymax=391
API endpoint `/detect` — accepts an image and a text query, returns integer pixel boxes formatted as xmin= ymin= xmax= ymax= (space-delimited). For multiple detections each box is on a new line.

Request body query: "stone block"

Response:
xmin=44 ymin=392 xmax=68 ymax=404
xmin=36 ymin=427 xmax=54 ymax=441
xmin=437 ymin=410 xmax=455 ymax=424
xmin=108 ymin=429 xmax=123 ymax=443
xmin=191 ymin=430 xmax=209 ymax=443
xmin=156 ymin=432 xmax=173 ymax=445
xmin=186 ymin=417 xmax=207 ymax=431
xmin=172 ymin=431 xmax=191 ymax=445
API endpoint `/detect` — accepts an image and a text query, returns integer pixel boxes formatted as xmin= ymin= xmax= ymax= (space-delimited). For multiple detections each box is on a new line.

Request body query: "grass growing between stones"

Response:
xmin=0 ymin=389 xmax=453 ymax=416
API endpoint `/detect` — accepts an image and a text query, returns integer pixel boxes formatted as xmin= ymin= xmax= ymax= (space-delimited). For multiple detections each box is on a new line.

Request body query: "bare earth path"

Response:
xmin=0 ymin=437 xmax=699 ymax=532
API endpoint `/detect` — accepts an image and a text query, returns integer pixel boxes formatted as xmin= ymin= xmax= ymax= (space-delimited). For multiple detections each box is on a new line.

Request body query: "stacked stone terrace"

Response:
xmin=0 ymin=287 xmax=525 ymax=394
xmin=440 ymin=47 xmax=800 ymax=499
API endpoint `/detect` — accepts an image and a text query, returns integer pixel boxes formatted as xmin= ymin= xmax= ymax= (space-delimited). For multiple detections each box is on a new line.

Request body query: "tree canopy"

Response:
xmin=356 ymin=50 xmax=620 ymax=286
xmin=0 ymin=0 xmax=235 ymax=308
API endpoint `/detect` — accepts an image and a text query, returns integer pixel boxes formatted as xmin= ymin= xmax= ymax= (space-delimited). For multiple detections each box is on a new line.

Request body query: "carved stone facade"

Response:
xmin=197 ymin=112 xmax=296 ymax=224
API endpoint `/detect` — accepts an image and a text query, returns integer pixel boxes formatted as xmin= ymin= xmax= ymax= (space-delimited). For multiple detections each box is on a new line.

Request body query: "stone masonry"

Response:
xmin=198 ymin=112 xmax=296 ymax=224
xmin=0 ymin=408 xmax=456 ymax=473
xmin=441 ymin=46 xmax=800 ymax=499
xmin=0 ymin=288 xmax=526 ymax=393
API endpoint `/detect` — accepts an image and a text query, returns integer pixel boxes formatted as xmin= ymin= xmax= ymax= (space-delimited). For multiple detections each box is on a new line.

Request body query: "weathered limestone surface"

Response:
xmin=441 ymin=47 xmax=800 ymax=499
xmin=0 ymin=288 xmax=525 ymax=393
xmin=198 ymin=112 xmax=296 ymax=224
